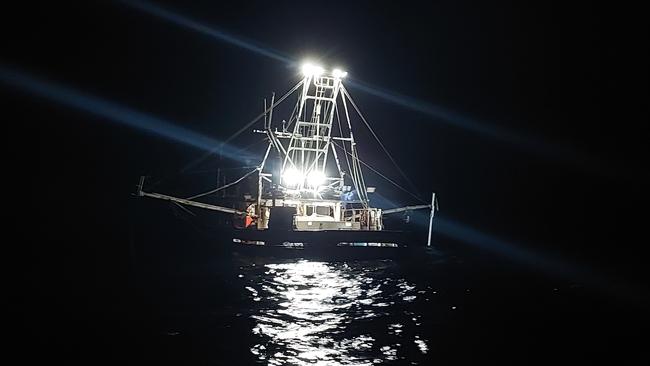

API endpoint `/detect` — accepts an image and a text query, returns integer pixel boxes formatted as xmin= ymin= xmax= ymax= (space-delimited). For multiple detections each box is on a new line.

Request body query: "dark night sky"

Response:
xmin=4 ymin=0 xmax=648 ymax=361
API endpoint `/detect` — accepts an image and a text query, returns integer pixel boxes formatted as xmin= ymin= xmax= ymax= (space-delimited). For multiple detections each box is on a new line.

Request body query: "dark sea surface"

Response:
xmin=19 ymin=204 xmax=648 ymax=366
xmin=107 ymin=226 xmax=647 ymax=366
xmin=18 ymin=200 xmax=649 ymax=366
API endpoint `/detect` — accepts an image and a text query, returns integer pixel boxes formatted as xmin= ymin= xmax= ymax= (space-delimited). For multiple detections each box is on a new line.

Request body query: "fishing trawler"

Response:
xmin=137 ymin=63 xmax=437 ymax=253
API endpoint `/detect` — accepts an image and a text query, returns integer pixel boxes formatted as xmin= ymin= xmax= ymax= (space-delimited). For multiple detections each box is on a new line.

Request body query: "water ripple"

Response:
xmin=240 ymin=260 xmax=431 ymax=365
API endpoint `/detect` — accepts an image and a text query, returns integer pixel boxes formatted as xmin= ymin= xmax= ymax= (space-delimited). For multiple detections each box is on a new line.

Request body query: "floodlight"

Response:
xmin=307 ymin=171 xmax=326 ymax=187
xmin=332 ymin=69 xmax=348 ymax=78
xmin=282 ymin=168 xmax=304 ymax=187
xmin=301 ymin=63 xmax=324 ymax=77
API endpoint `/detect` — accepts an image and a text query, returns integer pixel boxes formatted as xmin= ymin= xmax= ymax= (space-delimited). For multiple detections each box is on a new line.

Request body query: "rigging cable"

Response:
xmin=185 ymin=167 xmax=259 ymax=201
xmin=336 ymin=105 xmax=362 ymax=202
xmin=341 ymin=86 xmax=423 ymax=201
xmin=332 ymin=141 xmax=427 ymax=204
xmin=172 ymin=201 xmax=196 ymax=216
xmin=340 ymin=87 xmax=369 ymax=206
xmin=174 ymin=80 xmax=304 ymax=184
xmin=221 ymin=79 xmax=304 ymax=148
xmin=335 ymin=106 xmax=353 ymax=182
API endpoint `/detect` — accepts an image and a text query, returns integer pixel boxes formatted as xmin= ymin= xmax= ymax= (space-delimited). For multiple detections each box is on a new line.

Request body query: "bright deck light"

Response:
xmin=332 ymin=69 xmax=348 ymax=78
xmin=301 ymin=63 xmax=324 ymax=77
xmin=282 ymin=168 xmax=304 ymax=187
xmin=307 ymin=171 xmax=326 ymax=188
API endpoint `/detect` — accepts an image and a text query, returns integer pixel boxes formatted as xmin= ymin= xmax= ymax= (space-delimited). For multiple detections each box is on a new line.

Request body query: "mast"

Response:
xmin=280 ymin=65 xmax=342 ymax=195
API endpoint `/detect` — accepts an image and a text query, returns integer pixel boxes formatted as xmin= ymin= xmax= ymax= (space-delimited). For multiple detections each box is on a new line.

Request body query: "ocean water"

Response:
xmin=245 ymin=259 xmax=432 ymax=365
xmin=121 ymin=243 xmax=645 ymax=365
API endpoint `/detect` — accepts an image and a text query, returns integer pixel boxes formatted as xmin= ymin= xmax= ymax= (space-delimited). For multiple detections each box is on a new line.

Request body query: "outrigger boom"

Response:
xmin=137 ymin=176 xmax=245 ymax=215
xmin=138 ymin=175 xmax=432 ymax=219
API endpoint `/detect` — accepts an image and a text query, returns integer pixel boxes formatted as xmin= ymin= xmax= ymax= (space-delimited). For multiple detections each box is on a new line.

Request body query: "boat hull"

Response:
xmin=229 ymin=227 xmax=424 ymax=260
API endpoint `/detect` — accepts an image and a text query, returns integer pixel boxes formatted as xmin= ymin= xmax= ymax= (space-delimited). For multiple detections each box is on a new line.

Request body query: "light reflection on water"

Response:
xmin=240 ymin=260 xmax=431 ymax=365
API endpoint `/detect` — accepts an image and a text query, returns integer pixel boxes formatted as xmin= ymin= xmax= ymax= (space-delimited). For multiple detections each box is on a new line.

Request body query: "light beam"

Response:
xmin=119 ymin=0 xmax=602 ymax=172
xmin=373 ymin=192 xmax=638 ymax=300
xmin=118 ymin=0 xmax=294 ymax=65
xmin=0 ymin=65 xmax=251 ymax=163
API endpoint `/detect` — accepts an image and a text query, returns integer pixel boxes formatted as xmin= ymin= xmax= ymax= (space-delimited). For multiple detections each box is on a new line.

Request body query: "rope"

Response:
xmin=342 ymin=86 xmax=422 ymax=201
xmin=335 ymin=106 xmax=353 ymax=180
xmin=176 ymin=80 xmax=303 ymax=179
xmin=172 ymin=201 xmax=196 ymax=216
xmin=221 ymin=79 xmax=304 ymax=148
xmin=185 ymin=167 xmax=258 ymax=200
xmin=332 ymin=141 xmax=427 ymax=204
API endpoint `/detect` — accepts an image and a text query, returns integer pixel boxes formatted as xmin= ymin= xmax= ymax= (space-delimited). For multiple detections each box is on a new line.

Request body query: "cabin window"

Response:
xmin=316 ymin=206 xmax=331 ymax=216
